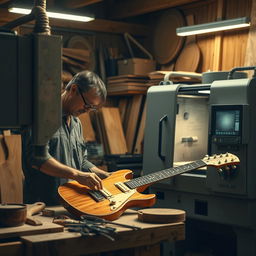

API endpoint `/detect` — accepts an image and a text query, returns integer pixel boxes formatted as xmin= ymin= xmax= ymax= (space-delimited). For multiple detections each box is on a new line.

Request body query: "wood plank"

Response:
xmin=118 ymin=98 xmax=129 ymax=124
xmin=66 ymin=0 xmax=103 ymax=8
xmin=134 ymin=100 xmax=147 ymax=154
xmin=0 ymin=134 xmax=24 ymax=204
xmin=108 ymin=83 xmax=150 ymax=87
xmin=108 ymin=79 xmax=148 ymax=85
xmin=97 ymin=111 xmax=110 ymax=155
xmin=244 ymin=0 xmax=256 ymax=68
xmin=79 ymin=112 xmax=96 ymax=142
xmin=212 ymin=0 xmax=224 ymax=71
xmin=21 ymin=210 xmax=184 ymax=256
xmin=125 ymin=95 xmax=143 ymax=153
xmin=108 ymin=91 xmax=147 ymax=96
xmin=101 ymin=108 xmax=128 ymax=154
xmin=0 ymin=241 xmax=23 ymax=256
xmin=0 ymin=222 xmax=63 ymax=240
xmin=108 ymin=75 xmax=148 ymax=80
xmin=108 ymin=0 xmax=199 ymax=19
xmin=108 ymin=85 xmax=149 ymax=91
xmin=0 ymin=9 xmax=149 ymax=36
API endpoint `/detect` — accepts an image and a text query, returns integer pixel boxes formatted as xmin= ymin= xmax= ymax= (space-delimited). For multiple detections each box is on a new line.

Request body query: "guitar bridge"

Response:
xmin=88 ymin=188 xmax=112 ymax=202
xmin=88 ymin=190 xmax=105 ymax=202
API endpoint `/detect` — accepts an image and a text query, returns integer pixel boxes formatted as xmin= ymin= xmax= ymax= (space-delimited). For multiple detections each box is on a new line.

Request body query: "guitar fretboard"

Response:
xmin=125 ymin=159 xmax=206 ymax=189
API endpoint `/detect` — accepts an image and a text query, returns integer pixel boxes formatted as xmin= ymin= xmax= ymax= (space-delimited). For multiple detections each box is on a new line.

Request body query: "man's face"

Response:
xmin=64 ymin=85 xmax=104 ymax=116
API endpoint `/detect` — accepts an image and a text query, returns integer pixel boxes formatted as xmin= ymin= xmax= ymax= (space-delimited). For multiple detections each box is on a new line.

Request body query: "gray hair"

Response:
xmin=65 ymin=70 xmax=107 ymax=101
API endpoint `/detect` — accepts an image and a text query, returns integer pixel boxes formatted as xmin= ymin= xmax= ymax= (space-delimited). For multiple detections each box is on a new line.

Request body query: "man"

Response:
xmin=23 ymin=70 xmax=110 ymax=205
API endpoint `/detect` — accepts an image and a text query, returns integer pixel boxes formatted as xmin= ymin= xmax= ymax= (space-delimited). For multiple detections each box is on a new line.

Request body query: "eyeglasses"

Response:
xmin=78 ymin=87 xmax=98 ymax=111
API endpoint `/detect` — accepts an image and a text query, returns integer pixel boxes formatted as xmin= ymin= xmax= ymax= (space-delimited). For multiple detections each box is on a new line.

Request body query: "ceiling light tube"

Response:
xmin=176 ymin=17 xmax=250 ymax=36
xmin=9 ymin=7 xmax=94 ymax=22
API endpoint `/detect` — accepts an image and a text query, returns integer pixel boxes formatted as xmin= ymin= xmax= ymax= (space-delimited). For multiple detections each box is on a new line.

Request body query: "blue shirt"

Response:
xmin=22 ymin=115 xmax=95 ymax=205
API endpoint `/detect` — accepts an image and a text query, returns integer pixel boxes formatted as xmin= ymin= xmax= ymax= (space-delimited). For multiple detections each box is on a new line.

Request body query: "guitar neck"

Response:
xmin=125 ymin=159 xmax=206 ymax=189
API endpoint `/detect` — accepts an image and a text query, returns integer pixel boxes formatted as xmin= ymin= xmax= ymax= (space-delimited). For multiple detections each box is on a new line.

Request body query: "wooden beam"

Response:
xmin=66 ymin=0 xmax=103 ymax=9
xmin=108 ymin=0 xmax=200 ymax=19
xmin=0 ymin=9 xmax=149 ymax=36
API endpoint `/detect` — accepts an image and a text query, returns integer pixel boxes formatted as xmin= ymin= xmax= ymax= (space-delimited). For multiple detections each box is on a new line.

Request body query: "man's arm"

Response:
xmin=33 ymin=158 xmax=103 ymax=190
xmin=89 ymin=166 xmax=110 ymax=179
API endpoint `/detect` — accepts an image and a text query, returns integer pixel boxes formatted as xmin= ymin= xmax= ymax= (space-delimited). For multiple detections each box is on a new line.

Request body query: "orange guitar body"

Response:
xmin=58 ymin=169 xmax=156 ymax=221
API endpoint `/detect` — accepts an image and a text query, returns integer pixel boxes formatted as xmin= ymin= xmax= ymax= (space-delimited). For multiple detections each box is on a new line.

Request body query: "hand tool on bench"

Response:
xmin=26 ymin=202 xmax=46 ymax=226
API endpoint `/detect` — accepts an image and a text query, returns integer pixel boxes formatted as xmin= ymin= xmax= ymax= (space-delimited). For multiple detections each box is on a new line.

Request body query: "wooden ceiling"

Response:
xmin=0 ymin=0 xmax=201 ymax=35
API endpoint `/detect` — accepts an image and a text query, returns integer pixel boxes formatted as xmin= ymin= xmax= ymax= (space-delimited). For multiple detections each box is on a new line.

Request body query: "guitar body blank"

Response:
xmin=58 ymin=169 xmax=156 ymax=221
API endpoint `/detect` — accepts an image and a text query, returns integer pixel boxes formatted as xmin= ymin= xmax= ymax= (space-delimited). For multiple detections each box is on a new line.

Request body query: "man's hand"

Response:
xmin=90 ymin=166 xmax=111 ymax=179
xmin=74 ymin=171 xmax=103 ymax=190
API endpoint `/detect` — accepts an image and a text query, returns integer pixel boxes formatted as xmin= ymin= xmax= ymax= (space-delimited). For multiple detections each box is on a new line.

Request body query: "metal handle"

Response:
xmin=227 ymin=66 xmax=256 ymax=79
xmin=158 ymin=115 xmax=167 ymax=161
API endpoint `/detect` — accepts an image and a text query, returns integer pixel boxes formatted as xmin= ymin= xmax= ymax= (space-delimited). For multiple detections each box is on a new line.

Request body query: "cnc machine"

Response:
xmin=143 ymin=67 xmax=256 ymax=256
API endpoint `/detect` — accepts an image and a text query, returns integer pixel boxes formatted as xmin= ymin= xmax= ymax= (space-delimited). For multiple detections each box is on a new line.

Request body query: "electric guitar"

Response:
xmin=58 ymin=153 xmax=240 ymax=221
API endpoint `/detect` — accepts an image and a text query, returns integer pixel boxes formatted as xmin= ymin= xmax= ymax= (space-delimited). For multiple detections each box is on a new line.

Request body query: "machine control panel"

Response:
xmin=211 ymin=105 xmax=242 ymax=143
xmin=208 ymin=104 xmax=247 ymax=195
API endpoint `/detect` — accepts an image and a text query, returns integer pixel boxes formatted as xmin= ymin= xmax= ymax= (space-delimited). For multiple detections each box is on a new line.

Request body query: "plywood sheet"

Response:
xmin=101 ymin=108 xmax=128 ymax=154
xmin=125 ymin=95 xmax=143 ymax=153
xmin=118 ymin=98 xmax=129 ymax=124
xmin=79 ymin=113 xmax=96 ymax=142
xmin=0 ymin=133 xmax=23 ymax=204
xmin=134 ymin=100 xmax=147 ymax=154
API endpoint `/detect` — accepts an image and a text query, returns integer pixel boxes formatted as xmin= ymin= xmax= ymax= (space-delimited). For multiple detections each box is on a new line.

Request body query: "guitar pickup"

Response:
xmin=115 ymin=182 xmax=130 ymax=193
xmin=88 ymin=190 xmax=105 ymax=202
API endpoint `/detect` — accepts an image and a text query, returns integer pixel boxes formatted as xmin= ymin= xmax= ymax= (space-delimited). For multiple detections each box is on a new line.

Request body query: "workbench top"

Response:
xmin=0 ymin=207 xmax=185 ymax=256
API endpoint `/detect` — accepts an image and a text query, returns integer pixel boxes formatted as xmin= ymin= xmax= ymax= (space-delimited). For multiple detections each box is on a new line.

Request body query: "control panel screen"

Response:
xmin=212 ymin=106 xmax=242 ymax=136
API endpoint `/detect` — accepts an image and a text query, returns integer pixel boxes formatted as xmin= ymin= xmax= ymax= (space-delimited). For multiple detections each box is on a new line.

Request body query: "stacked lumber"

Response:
xmin=91 ymin=95 xmax=147 ymax=155
xmin=107 ymin=75 xmax=150 ymax=95
xmin=62 ymin=48 xmax=90 ymax=72
xmin=147 ymin=71 xmax=202 ymax=86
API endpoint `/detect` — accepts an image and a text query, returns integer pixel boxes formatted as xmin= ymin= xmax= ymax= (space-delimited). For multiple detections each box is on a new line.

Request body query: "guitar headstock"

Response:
xmin=202 ymin=153 xmax=240 ymax=168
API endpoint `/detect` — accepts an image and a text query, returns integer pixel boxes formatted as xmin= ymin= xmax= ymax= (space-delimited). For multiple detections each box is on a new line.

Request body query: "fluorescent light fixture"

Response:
xmin=176 ymin=17 xmax=250 ymax=36
xmin=9 ymin=7 xmax=94 ymax=22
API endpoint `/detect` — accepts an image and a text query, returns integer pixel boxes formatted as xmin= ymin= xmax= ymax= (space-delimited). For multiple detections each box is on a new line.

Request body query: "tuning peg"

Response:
xmin=204 ymin=154 xmax=210 ymax=160
xmin=225 ymin=159 xmax=228 ymax=163
xmin=218 ymin=161 xmax=222 ymax=164
xmin=219 ymin=154 xmax=223 ymax=157
xmin=231 ymin=158 xmax=234 ymax=162
xmin=213 ymin=154 xmax=217 ymax=159
xmin=217 ymin=168 xmax=223 ymax=173
xmin=225 ymin=153 xmax=229 ymax=157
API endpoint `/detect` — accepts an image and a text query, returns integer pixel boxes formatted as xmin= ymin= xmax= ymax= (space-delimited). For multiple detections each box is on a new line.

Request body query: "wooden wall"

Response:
xmin=179 ymin=0 xmax=252 ymax=72
xmin=0 ymin=0 xmax=254 ymax=73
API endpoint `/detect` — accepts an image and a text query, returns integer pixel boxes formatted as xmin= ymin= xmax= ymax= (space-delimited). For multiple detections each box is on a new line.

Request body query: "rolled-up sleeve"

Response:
xmin=22 ymin=128 xmax=52 ymax=169
xmin=81 ymin=143 xmax=95 ymax=171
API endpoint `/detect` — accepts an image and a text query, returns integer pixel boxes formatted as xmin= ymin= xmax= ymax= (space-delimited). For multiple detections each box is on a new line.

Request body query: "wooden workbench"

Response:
xmin=0 ymin=207 xmax=185 ymax=256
